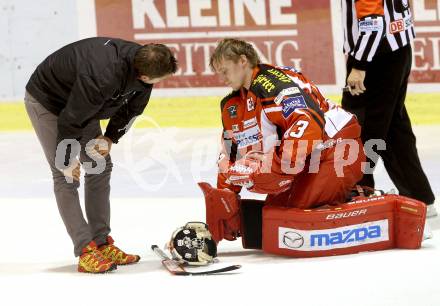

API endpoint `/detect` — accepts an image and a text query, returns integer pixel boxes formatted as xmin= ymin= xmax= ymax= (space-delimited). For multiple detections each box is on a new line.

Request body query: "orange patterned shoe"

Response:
xmin=98 ymin=236 xmax=140 ymax=265
xmin=78 ymin=241 xmax=117 ymax=273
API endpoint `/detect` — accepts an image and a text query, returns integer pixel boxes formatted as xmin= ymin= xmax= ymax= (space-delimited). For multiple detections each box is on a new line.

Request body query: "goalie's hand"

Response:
xmin=226 ymin=158 xmax=259 ymax=189
xmin=226 ymin=150 xmax=266 ymax=188
xmin=226 ymin=151 xmax=293 ymax=194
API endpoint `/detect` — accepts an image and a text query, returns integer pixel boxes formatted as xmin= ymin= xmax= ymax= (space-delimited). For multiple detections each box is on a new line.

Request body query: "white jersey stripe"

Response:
xmin=260 ymin=108 xmax=279 ymax=153
xmin=384 ymin=2 xmax=399 ymax=50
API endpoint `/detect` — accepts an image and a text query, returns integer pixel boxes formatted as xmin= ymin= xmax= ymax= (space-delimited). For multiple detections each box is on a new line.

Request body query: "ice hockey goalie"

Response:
xmin=197 ymin=63 xmax=427 ymax=257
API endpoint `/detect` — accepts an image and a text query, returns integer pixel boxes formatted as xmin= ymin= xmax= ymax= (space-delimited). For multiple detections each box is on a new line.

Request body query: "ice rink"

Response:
xmin=1 ymin=126 xmax=440 ymax=306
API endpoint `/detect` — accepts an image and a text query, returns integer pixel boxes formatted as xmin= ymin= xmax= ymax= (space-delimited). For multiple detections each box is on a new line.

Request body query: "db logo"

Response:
xmin=282 ymin=231 xmax=304 ymax=249
xmin=390 ymin=19 xmax=404 ymax=34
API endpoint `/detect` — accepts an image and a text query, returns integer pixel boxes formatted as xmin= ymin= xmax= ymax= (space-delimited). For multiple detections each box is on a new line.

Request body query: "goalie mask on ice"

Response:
xmin=168 ymin=222 xmax=217 ymax=266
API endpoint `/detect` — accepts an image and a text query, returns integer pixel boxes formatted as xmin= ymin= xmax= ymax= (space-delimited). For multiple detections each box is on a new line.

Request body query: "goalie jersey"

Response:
xmin=217 ymin=64 xmax=355 ymax=191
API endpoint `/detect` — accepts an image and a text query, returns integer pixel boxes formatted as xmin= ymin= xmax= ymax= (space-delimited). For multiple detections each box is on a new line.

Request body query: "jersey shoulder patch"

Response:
xmin=250 ymin=65 xmax=296 ymax=99
xmin=220 ymin=90 xmax=241 ymax=112
xmin=281 ymin=95 xmax=308 ymax=119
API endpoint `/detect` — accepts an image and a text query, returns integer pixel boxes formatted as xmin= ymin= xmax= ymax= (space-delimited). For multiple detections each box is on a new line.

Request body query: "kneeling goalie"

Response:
xmin=196 ymin=39 xmax=427 ymax=258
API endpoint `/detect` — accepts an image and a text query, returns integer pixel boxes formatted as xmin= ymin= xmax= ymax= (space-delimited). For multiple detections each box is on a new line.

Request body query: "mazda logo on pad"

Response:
xmin=283 ymin=231 xmax=304 ymax=249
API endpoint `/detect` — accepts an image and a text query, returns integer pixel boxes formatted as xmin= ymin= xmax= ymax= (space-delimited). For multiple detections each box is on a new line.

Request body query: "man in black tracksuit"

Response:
xmin=25 ymin=37 xmax=177 ymax=273
xmin=341 ymin=0 xmax=436 ymax=217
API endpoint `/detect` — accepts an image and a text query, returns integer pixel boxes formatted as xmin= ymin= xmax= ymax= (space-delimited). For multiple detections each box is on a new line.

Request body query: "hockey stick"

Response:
xmin=151 ymin=245 xmax=241 ymax=276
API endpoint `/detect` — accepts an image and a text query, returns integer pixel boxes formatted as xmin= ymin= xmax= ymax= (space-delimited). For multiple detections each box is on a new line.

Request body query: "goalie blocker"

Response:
xmin=198 ymin=182 xmax=426 ymax=257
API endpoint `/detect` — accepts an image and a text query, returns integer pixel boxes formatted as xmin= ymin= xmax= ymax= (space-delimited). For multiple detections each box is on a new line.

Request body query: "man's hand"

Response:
xmin=63 ymin=158 xmax=81 ymax=183
xmin=92 ymin=135 xmax=113 ymax=157
xmin=347 ymin=68 xmax=366 ymax=96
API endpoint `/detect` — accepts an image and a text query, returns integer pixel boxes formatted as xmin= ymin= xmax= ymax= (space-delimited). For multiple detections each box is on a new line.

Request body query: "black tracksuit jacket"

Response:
xmin=26 ymin=37 xmax=153 ymax=145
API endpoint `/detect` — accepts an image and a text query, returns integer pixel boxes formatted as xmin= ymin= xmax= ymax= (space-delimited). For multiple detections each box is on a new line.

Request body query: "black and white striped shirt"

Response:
xmin=342 ymin=0 xmax=415 ymax=69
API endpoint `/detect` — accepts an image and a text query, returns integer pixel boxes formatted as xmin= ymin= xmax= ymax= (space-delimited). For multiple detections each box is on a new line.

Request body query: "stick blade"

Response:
xmin=162 ymin=259 xmax=189 ymax=275
xmin=151 ymin=244 xmax=242 ymax=276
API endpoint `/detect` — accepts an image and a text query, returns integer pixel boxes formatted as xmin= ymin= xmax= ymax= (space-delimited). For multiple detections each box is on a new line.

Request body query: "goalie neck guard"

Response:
xmin=169 ymin=222 xmax=217 ymax=266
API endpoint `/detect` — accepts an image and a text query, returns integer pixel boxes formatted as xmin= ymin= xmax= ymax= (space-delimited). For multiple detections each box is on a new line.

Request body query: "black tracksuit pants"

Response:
xmin=342 ymin=45 xmax=435 ymax=205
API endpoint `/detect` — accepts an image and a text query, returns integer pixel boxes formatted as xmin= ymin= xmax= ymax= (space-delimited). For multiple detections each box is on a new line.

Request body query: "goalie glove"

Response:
xmin=198 ymin=182 xmax=241 ymax=243
xmin=226 ymin=151 xmax=293 ymax=194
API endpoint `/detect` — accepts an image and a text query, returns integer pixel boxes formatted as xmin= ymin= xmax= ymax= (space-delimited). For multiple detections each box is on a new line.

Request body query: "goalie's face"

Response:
xmin=214 ymin=55 xmax=253 ymax=90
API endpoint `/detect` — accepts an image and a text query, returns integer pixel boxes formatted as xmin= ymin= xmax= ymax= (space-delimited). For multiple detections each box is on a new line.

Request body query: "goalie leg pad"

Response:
xmin=198 ymin=182 xmax=241 ymax=243
xmin=262 ymin=194 xmax=426 ymax=257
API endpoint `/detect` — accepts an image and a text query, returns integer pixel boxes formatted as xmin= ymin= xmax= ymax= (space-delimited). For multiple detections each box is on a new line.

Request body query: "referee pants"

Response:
xmin=342 ymin=45 xmax=435 ymax=205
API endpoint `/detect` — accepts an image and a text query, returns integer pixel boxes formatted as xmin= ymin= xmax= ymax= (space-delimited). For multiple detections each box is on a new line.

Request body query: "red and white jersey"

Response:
xmin=217 ymin=64 xmax=354 ymax=189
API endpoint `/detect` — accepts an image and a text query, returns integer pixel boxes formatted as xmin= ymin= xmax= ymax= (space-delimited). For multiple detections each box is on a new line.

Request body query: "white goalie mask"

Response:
xmin=168 ymin=222 xmax=217 ymax=266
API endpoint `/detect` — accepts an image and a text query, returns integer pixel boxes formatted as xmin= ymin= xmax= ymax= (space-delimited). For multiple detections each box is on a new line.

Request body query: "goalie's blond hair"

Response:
xmin=209 ymin=38 xmax=260 ymax=70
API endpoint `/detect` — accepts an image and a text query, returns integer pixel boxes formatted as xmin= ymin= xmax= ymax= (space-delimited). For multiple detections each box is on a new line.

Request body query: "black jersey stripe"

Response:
xmin=361 ymin=32 xmax=378 ymax=62
xmin=262 ymin=101 xmax=275 ymax=106
xmin=303 ymin=109 xmax=324 ymax=131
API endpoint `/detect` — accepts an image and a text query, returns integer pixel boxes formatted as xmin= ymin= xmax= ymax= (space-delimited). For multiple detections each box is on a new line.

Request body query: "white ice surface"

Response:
xmin=1 ymin=127 xmax=440 ymax=306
